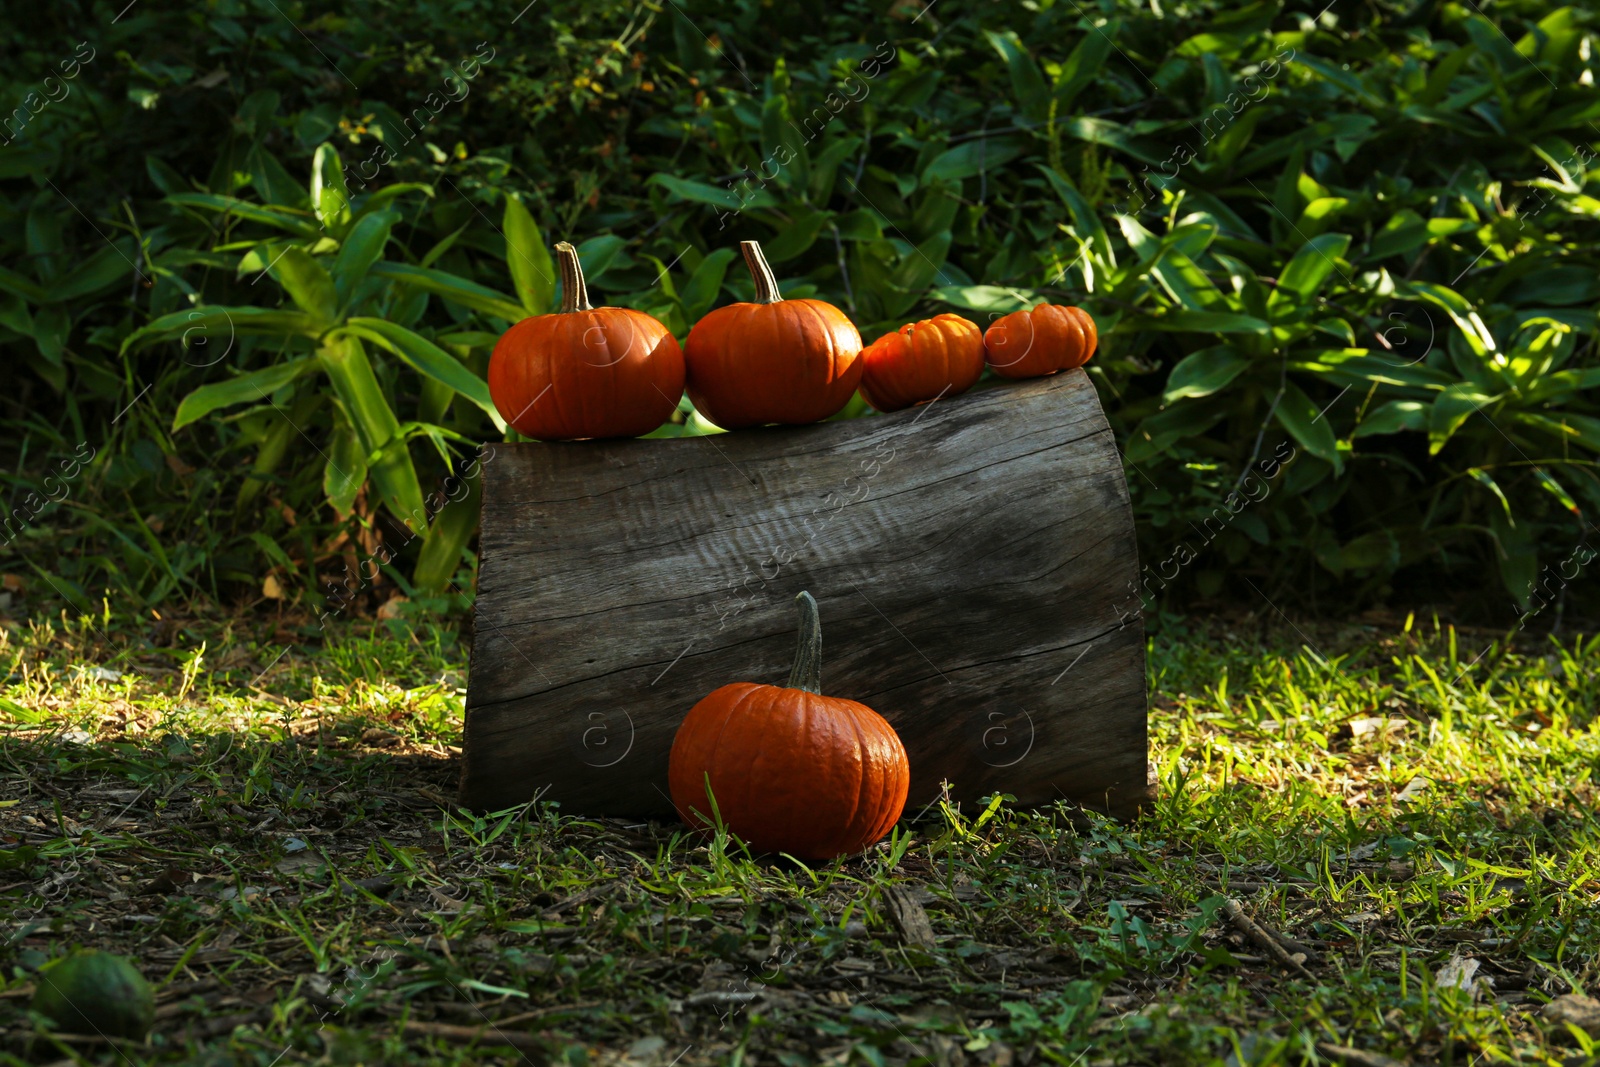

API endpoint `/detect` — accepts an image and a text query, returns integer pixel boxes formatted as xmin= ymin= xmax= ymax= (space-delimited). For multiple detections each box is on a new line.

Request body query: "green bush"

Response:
xmin=0 ymin=0 xmax=1595 ymax=619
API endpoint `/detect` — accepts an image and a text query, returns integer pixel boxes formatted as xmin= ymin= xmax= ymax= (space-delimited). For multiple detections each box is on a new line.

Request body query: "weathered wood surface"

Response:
xmin=461 ymin=369 xmax=1149 ymax=820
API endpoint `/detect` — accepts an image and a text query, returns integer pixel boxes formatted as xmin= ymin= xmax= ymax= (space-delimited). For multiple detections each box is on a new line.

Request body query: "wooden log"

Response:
xmin=461 ymin=369 xmax=1149 ymax=820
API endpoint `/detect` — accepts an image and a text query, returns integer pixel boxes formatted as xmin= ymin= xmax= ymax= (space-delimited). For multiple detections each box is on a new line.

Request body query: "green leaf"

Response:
xmin=923 ymin=138 xmax=1027 ymax=184
xmin=930 ymin=285 xmax=1035 ymax=315
xmin=318 ymin=334 xmax=426 ymax=532
xmin=412 ymin=462 xmax=481 ymax=594
xmin=808 ymin=136 xmax=859 ymax=203
xmin=269 ymin=247 xmax=337 ymax=324
xmin=420 ymin=221 xmax=471 ymax=270
xmin=576 ymin=235 xmax=627 ymax=285
xmin=163 ymin=193 xmax=320 ymax=237
xmin=369 ymin=262 xmax=526 ymax=323
xmin=311 ymin=143 xmax=352 ymax=234
xmin=1038 ymin=166 xmax=1114 ymax=268
xmin=1164 ymin=346 xmax=1249 ymax=401
xmin=1404 ymin=282 xmax=1496 ymax=356
xmin=682 ymin=248 xmax=738 ymax=321
xmin=247 ymin=143 xmax=305 ymax=207
xmin=341 ymin=318 xmax=502 ymax=428
xmin=648 ymin=173 xmax=778 ymax=211
xmin=1338 ymin=530 xmax=1401 ymax=574
xmin=1125 ymin=400 xmax=1229 ymax=463
xmin=1503 ymin=267 xmax=1600 ymax=306
xmin=332 ymin=210 xmax=396 ymax=312
xmin=503 ymin=194 xmax=556 ymax=315
xmin=356 ymin=182 xmax=434 ymax=217
xmin=1534 ymin=467 xmax=1581 ymax=516
xmin=30 ymin=305 xmax=67 ymax=366
xmin=1235 ymin=115 xmax=1377 ymax=174
xmin=1468 ymin=468 xmax=1514 ymax=523
xmin=1369 ymin=210 xmax=1429 ymax=259
xmin=0 ymin=265 xmax=47 ymax=304
xmin=1269 ymin=234 xmax=1351 ymax=309
xmin=1352 ymin=400 xmax=1427 ymax=438
xmin=1428 ymin=381 xmax=1498 ymax=455
xmin=324 ymin=415 xmax=368 ymax=516
xmin=1514 ymin=412 xmax=1600 ymax=453
xmin=1146 ymin=310 xmax=1269 ymax=334
xmin=1274 ymin=383 xmax=1342 ymax=472
xmin=759 ymin=93 xmax=810 ymax=192
xmin=436 ymin=331 xmax=501 ymax=349
xmin=892 ymin=231 xmax=952 ymax=294
xmin=1289 ymin=349 xmax=1454 ymax=391
xmin=1054 ymin=116 xmax=1165 ymax=165
xmin=172 ymin=356 xmax=322 ymax=431
xmin=1053 ymin=25 xmax=1114 ymax=110
xmin=48 ymin=244 xmax=136 ymax=303
xmin=984 ymin=30 xmax=1049 ymax=122
xmin=762 ymin=209 xmax=829 ymax=264
xmin=1150 ymin=247 xmax=1225 ymax=310
xmin=123 ymin=306 xmax=321 ymax=355
xmin=835 ymin=210 xmax=883 ymax=242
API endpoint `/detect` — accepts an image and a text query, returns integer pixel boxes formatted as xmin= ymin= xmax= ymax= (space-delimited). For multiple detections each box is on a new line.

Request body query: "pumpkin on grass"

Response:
xmin=684 ymin=241 xmax=863 ymax=429
xmin=983 ymin=303 xmax=1098 ymax=379
xmin=859 ymin=313 xmax=984 ymax=413
xmin=488 ymin=241 xmax=684 ymax=441
xmin=668 ymin=591 xmax=909 ymax=861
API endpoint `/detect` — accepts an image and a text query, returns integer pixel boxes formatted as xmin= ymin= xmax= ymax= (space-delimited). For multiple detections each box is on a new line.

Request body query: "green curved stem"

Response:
xmin=787 ymin=591 xmax=822 ymax=694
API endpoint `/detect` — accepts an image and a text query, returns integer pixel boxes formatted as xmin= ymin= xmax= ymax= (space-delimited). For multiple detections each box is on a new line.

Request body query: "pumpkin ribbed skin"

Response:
xmin=487 ymin=242 xmax=684 ymax=441
xmin=669 ymin=682 xmax=909 ymax=860
xmin=668 ymin=592 xmax=909 ymax=861
xmin=982 ymin=303 xmax=1098 ymax=379
xmin=859 ymin=313 xmax=985 ymax=413
xmin=684 ymin=241 xmax=863 ymax=430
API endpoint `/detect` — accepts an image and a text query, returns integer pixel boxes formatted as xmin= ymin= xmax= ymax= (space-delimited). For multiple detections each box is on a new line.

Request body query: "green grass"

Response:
xmin=0 ymin=611 xmax=1596 ymax=1065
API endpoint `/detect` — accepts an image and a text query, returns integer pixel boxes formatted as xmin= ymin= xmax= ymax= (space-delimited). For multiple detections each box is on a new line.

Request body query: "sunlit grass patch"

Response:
xmin=0 ymin=613 xmax=1592 ymax=1064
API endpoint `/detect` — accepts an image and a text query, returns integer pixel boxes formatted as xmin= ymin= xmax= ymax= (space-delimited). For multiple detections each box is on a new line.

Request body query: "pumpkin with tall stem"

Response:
xmin=488 ymin=241 xmax=685 ymax=440
xmin=684 ymin=241 xmax=863 ymax=429
xmin=668 ymin=591 xmax=909 ymax=860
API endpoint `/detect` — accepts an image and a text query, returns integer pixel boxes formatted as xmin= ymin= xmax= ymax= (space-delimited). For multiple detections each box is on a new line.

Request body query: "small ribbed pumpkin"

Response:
xmin=684 ymin=241 xmax=863 ymax=429
xmin=668 ymin=592 xmax=909 ymax=861
xmin=982 ymin=303 xmax=1098 ymax=379
xmin=487 ymin=241 xmax=685 ymax=440
xmin=859 ymin=313 xmax=985 ymax=413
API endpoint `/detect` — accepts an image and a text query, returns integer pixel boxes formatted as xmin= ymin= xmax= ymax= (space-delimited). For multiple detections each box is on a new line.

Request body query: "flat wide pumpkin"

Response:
xmin=859 ymin=313 xmax=985 ymax=412
xmin=983 ymin=303 xmax=1098 ymax=380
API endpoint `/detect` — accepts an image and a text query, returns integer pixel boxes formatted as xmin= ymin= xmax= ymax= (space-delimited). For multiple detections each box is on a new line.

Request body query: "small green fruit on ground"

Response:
xmin=30 ymin=950 xmax=155 ymax=1039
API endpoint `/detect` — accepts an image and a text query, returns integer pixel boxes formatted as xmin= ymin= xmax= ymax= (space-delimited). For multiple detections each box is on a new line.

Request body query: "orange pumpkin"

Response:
xmin=684 ymin=241 xmax=863 ymax=429
xmin=982 ymin=303 xmax=1098 ymax=379
xmin=859 ymin=313 xmax=985 ymax=413
xmin=488 ymin=241 xmax=684 ymax=441
xmin=668 ymin=592 xmax=909 ymax=861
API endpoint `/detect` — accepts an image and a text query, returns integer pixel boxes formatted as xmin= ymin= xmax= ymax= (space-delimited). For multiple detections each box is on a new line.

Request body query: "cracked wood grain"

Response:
xmin=461 ymin=370 xmax=1149 ymax=820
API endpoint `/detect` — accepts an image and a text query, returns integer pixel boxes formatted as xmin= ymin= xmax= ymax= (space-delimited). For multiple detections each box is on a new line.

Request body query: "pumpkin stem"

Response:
xmin=740 ymin=240 xmax=783 ymax=305
xmin=554 ymin=241 xmax=593 ymax=313
xmin=787 ymin=591 xmax=823 ymax=693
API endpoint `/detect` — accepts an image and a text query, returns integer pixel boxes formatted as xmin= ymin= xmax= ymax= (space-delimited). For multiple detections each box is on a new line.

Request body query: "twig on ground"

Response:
xmin=400 ymin=1020 xmax=548 ymax=1056
xmin=883 ymin=885 xmax=937 ymax=950
xmin=1222 ymin=898 xmax=1314 ymax=979
xmin=1315 ymin=1042 xmax=1409 ymax=1067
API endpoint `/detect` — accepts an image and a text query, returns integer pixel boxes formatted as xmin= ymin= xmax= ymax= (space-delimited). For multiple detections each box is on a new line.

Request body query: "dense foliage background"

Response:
xmin=1 ymin=0 xmax=1596 ymax=626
